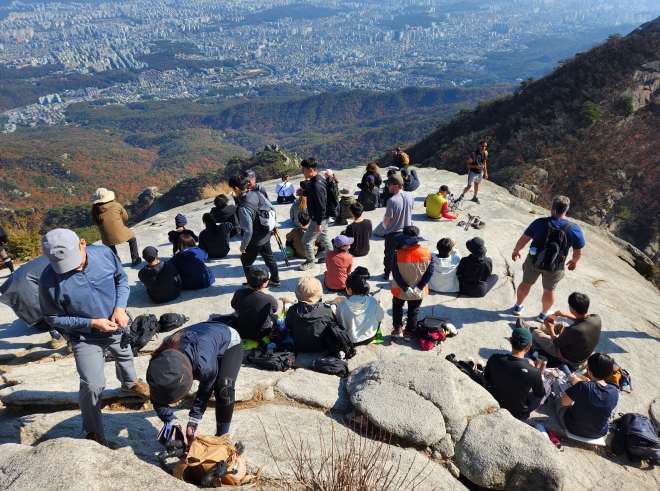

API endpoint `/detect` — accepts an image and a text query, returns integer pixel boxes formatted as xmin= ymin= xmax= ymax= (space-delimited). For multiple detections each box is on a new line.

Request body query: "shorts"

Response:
xmin=467 ymin=171 xmax=483 ymax=186
xmin=522 ymin=254 xmax=565 ymax=291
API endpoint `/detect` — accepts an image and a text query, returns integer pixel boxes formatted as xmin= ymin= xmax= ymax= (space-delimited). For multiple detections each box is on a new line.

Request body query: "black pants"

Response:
xmin=277 ymin=195 xmax=296 ymax=204
xmin=392 ymin=297 xmax=422 ymax=332
xmin=214 ymin=343 xmax=243 ymax=436
xmin=383 ymin=232 xmax=398 ymax=274
xmin=109 ymin=236 xmax=139 ymax=262
xmin=240 ymin=240 xmax=280 ymax=282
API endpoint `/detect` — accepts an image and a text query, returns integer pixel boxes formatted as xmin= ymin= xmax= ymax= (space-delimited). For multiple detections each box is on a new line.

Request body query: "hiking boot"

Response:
xmin=298 ymin=261 xmax=316 ymax=271
xmin=516 ymin=317 xmax=532 ymax=330
xmin=403 ymin=330 xmax=414 ymax=342
xmin=391 ymin=326 xmax=404 ymax=338
xmin=122 ymin=378 xmax=150 ymax=398
xmin=471 ymin=196 xmax=480 ymax=204
xmin=455 ymin=194 xmax=464 ymax=203
xmin=86 ymin=431 xmax=109 ymax=447
xmin=268 ymin=280 xmax=281 ymax=289
xmin=536 ymin=313 xmax=548 ymax=323
xmin=512 ymin=305 xmax=524 ymax=316
xmin=50 ymin=337 xmax=67 ymax=350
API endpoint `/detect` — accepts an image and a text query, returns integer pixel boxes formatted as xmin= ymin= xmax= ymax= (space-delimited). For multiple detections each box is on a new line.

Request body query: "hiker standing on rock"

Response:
xmin=456 ymin=140 xmax=488 ymax=204
xmin=38 ymin=228 xmax=150 ymax=447
xmin=382 ymin=173 xmax=414 ymax=281
xmin=147 ymin=321 xmax=243 ymax=441
xmin=91 ymin=188 xmax=141 ymax=266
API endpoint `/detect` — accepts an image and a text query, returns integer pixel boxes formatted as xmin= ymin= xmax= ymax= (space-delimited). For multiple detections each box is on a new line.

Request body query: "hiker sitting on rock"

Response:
xmin=286 ymin=212 xmax=322 ymax=259
xmin=324 ymin=235 xmax=354 ymax=292
xmin=428 ymin=238 xmax=461 ymax=293
xmin=401 ymin=168 xmax=420 ymax=192
xmin=336 ymin=185 xmax=356 ymax=225
xmin=39 ymin=228 xmax=150 ymax=447
xmin=336 ymin=273 xmax=384 ymax=346
xmin=275 ymin=173 xmax=296 ymax=204
xmin=199 ymin=213 xmax=233 ymax=259
xmin=170 ymin=235 xmax=215 ymax=290
xmin=553 ymin=352 xmax=619 ymax=439
xmin=0 ymin=224 xmax=15 ymax=273
xmin=91 ymin=188 xmax=141 ymax=267
xmin=484 ymin=327 xmax=549 ymax=420
xmin=456 ymin=237 xmax=498 ymax=298
xmin=287 ymin=277 xmax=336 ymax=353
xmin=289 ymin=181 xmax=309 ymax=228
xmin=147 ymin=321 xmax=243 ymax=443
xmin=210 ymin=194 xmax=241 ymax=238
xmin=357 ymin=162 xmax=383 ymax=190
xmin=343 ymin=202 xmax=372 ymax=257
xmin=424 ymin=185 xmax=458 ymax=221
xmin=357 ymin=175 xmax=380 ymax=211
xmin=520 ymin=292 xmax=601 ymax=370
xmin=168 ymin=214 xmax=198 ymax=255
xmin=231 ymin=268 xmax=282 ymax=342
xmin=138 ymin=246 xmax=181 ymax=304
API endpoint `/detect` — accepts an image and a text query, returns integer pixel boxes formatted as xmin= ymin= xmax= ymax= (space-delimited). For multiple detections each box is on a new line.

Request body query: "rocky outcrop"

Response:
xmin=510 ymin=184 xmax=537 ymax=202
xmin=275 ymin=369 xmax=352 ymax=412
xmin=624 ymin=60 xmax=660 ymax=111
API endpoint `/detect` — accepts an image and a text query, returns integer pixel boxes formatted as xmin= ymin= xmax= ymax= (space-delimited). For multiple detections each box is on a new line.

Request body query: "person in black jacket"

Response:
xmin=286 ymin=277 xmax=336 ymax=352
xmin=456 ymin=237 xmax=499 ymax=297
xmin=0 ymin=225 xmax=15 ymax=273
xmin=168 ymin=214 xmax=198 ymax=255
xmin=299 ymin=158 xmax=334 ymax=271
xmin=210 ymin=194 xmax=241 ymax=238
xmin=138 ymin=246 xmax=182 ymax=303
xmin=357 ymin=162 xmax=383 ymax=190
xmin=401 ymin=168 xmax=420 ymax=192
xmin=199 ymin=213 xmax=233 ymax=259
xmin=323 ymin=169 xmax=340 ymax=220
xmin=147 ymin=321 xmax=243 ymax=442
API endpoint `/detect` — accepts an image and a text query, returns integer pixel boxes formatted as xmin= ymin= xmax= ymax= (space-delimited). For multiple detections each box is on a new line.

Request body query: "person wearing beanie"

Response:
xmin=91 ymin=188 xmax=141 ymax=267
xmin=38 ymin=228 xmax=150 ymax=447
xmin=286 ymin=277 xmax=336 ymax=352
xmin=390 ymin=225 xmax=434 ymax=340
xmin=147 ymin=321 xmax=243 ymax=442
xmin=484 ymin=328 xmax=548 ymax=420
xmin=137 ymin=246 xmax=182 ymax=304
xmin=324 ymin=235 xmax=354 ymax=291
xmin=336 ymin=185 xmax=356 ymax=225
xmin=382 ymin=173 xmax=414 ymax=281
xmin=456 ymin=237 xmax=498 ymax=297
xmin=168 ymin=214 xmax=198 ymax=255
xmin=0 ymin=225 xmax=15 ymax=273
xmin=243 ymin=169 xmax=269 ymax=200
xmin=424 ymin=185 xmax=458 ymax=220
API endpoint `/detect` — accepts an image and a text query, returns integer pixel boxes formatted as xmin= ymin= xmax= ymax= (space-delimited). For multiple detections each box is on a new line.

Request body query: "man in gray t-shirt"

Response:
xmin=382 ymin=173 xmax=414 ymax=279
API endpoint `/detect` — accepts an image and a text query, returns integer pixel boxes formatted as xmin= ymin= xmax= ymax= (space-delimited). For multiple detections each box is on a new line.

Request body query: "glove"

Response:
xmin=409 ymin=287 xmax=422 ymax=296
xmin=186 ymin=422 xmax=200 ymax=444
xmin=117 ymin=326 xmax=130 ymax=350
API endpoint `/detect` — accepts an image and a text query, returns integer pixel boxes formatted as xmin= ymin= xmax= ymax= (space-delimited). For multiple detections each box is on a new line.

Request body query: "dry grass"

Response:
xmin=201 ymin=182 xmax=232 ymax=199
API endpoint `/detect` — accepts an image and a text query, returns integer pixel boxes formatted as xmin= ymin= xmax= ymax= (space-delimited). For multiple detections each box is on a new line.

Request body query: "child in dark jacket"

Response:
xmin=210 ymin=194 xmax=241 ymax=237
xmin=199 ymin=213 xmax=233 ymax=259
xmin=168 ymin=214 xmax=198 ymax=254
xmin=456 ymin=237 xmax=498 ymax=297
xmin=170 ymin=234 xmax=215 ymax=290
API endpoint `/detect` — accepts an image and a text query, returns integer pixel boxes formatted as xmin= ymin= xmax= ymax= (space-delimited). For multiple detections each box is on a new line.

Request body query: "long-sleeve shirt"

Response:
xmin=39 ymin=246 xmax=129 ymax=339
xmin=307 ymin=174 xmax=328 ymax=226
xmin=236 ymin=190 xmax=272 ymax=250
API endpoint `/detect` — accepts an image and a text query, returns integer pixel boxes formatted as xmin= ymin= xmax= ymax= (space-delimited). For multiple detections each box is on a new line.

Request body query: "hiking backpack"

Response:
xmin=312 ymin=356 xmax=349 ymax=378
xmin=417 ymin=316 xmax=449 ymax=351
xmin=534 ymin=218 xmax=574 ymax=272
xmin=241 ymin=191 xmax=276 ymax=234
xmin=323 ymin=322 xmax=356 ymax=360
xmin=605 ymin=360 xmax=632 ymax=392
xmin=128 ymin=314 xmax=161 ymax=356
xmin=247 ymin=346 xmax=295 ymax=371
xmin=158 ymin=313 xmax=189 ymax=333
xmin=610 ymin=413 xmax=660 ymax=463
xmin=445 ymin=353 xmax=488 ymax=388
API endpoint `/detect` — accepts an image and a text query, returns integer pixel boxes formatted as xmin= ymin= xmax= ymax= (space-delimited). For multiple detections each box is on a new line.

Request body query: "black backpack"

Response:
xmin=534 ymin=218 xmax=574 ymax=272
xmin=158 ymin=313 xmax=189 ymax=333
xmin=326 ymin=178 xmax=339 ymax=218
xmin=445 ymin=354 xmax=488 ymax=388
xmin=611 ymin=413 xmax=660 ymax=463
xmin=247 ymin=346 xmax=295 ymax=372
xmin=129 ymin=314 xmax=161 ymax=356
xmin=312 ymin=356 xmax=349 ymax=378
xmin=323 ymin=322 xmax=356 ymax=360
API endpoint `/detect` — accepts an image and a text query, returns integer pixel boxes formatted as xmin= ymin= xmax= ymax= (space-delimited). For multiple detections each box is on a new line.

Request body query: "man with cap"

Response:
xmin=424 ymin=185 xmax=459 ymax=220
xmin=286 ymin=277 xmax=336 ymax=352
xmin=382 ymin=172 xmax=414 ymax=281
xmin=324 ymin=235 xmax=354 ymax=291
xmin=138 ymin=246 xmax=182 ymax=304
xmin=456 ymin=237 xmax=498 ymax=297
xmin=484 ymin=328 xmax=548 ymax=420
xmin=38 ymin=228 xmax=150 ymax=446
xmin=336 ymin=184 xmax=356 ymax=225
xmin=401 ymin=168 xmax=420 ymax=192
xmin=390 ymin=225 xmax=434 ymax=340
xmin=243 ymin=169 xmax=269 ymax=200
xmin=168 ymin=214 xmax=198 ymax=255
xmin=147 ymin=321 xmax=243 ymax=442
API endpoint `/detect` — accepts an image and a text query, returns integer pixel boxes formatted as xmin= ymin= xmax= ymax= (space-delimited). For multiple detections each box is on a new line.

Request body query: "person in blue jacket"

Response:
xmin=146 ymin=321 xmax=243 ymax=442
xmin=401 ymin=168 xmax=420 ymax=192
xmin=170 ymin=234 xmax=215 ymax=290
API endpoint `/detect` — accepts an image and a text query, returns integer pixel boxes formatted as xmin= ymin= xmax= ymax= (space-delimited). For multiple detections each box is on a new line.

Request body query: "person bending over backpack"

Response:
xmin=170 ymin=235 xmax=215 ymax=290
xmin=336 ymin=185 xmax=356 ymax=225
xmin=199 ymin=213 xmax=233 ymax=259
xmin=324 ymin=235 xmax=354 ymax=292
xmin=138 ymin=246 xmax=181 ymax=304
xmin=286 ymin=212 xmax=322 ymax=259
xmin=457 ymin=237 xmax=498 ymax=297
xmin=231 ymin=268 xmax=282 ymax=341
xmin=147 ymin=321 xmax=243 ymax=443
xmin=336 ymin=273 xmax=384 ymax=346
xmin=553 ymin=352 xmax=619 ymax=439
xmin=211 ymin=194 xmax=241 ymax=238
xmin=428 ymin=238 xmax=461 ymax=293
xmin=484 ymin=328 xmax=549 ymax=420
xmin=168 ymin=214 xmax=198 ymax=255
xmin=344 ymin=202 xmax=372 ymax=257
xmin=286 ymin=277 xmax=336 ymax=353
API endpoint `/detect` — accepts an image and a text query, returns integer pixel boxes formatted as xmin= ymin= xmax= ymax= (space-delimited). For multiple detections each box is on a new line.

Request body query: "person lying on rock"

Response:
xmin=231 ymin=268 xmax=282 ymax=342
xmin=170 ymin=234 xmax=215 ymax=290
xmin=168 ymin=214 xmax=198 ymax=255
xmin=336 ymin=273 xmax=384 ymax=346
xmin=137 ymin=246 xmax=181 ymax=304
xmin=428 ymin=238 xmax=461 ymax=293
xmin=484 ymin=328 xmax=550 ymax=420
xmin=456 ymin=237 xmax=498 ymax=298
xmin=401 ymin=168 xmax=420 ymax=192
xmin=147 ymin=321 xmax=243 ymax=443
xmin=39 ymin=228 xmax=150 ymax=447
xmin=287 ymin=277 xmax=336 ymax=353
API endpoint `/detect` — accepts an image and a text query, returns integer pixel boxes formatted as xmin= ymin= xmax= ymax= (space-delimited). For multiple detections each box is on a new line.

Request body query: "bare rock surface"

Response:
xmin=274 ymin=368 xmax=351 ymax=412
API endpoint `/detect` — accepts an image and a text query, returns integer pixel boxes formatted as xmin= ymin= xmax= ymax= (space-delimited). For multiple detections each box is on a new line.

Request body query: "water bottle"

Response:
xmin=530 ymin=247 xmax=538 ymax=256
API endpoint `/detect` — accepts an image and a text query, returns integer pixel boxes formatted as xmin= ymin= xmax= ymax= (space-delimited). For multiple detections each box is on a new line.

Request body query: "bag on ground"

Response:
xmin=129 ymin=314 xmax=161 ymax=356
xmin=323 ymin=322 xmax=356 ymax=360
xmin=445 ymin=353 xmax=488 ymax=388
xmin=605 ymin=360 xmax=632 ymax=392
xmin=247 ymin=346 xmax=295 ymax=372
xmin=534 ymin=218 xmax=574 ymax=272
xmin=611 ymin=413 xmax=660 ymax=463
xmin=159 ymin=313 xmax=189 ymax=333
xmin=312 ymin=356 xmax=349 ymax=378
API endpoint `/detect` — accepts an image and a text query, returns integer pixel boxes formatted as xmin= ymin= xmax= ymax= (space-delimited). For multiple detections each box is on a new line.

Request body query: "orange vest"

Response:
xmin=391 ymin=244 xmax=432 ymax=300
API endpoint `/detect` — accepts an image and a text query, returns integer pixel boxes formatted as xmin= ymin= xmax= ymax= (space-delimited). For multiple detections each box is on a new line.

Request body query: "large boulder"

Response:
xmin=454 ymin=410 xmax=565 ymax=491
xmin=275 ymin=368 xmax=352 ymax=412
xmin=509 ymin=184 xmax=537 ymax=202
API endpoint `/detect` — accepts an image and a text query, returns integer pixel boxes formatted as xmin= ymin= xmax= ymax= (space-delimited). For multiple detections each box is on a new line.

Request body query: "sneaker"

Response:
xmin=455 ymin=194 xmax=464 ymax=203
xmin=512 ymin=305 xmax=524 ymax=316
xmin=471 ymin=196 xmax=480 ymax=204
xmin=268 ymin=280 xmax=281 ymax=288
xmin=50 ymin=337 xmax=67 ymax=350
xmin=403 ymin=330 xmax=414 ymax=342
xmin=131 ymin=257 xmax=142 ymax=267
xmin=516 ymin=317 xmax=531 ymax=330
xmin=391 ymin=326 xmax=404 ymax=338
xmin=536 ymin=313 xmax=548 ymax=323
xmin=298 ymin=261 xmax=316 ymax=271
xmin=86 ymin=431 xmax=109 ymax=447
xmin=122 ymin=378 xmax=150 ymax=398
xmin=317 ymin=256 xmax=326 ymax=264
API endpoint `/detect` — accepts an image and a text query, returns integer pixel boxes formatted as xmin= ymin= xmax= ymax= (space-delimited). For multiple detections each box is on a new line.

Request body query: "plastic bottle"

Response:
xmin=530 ymin=247 xmax=538 ymax=256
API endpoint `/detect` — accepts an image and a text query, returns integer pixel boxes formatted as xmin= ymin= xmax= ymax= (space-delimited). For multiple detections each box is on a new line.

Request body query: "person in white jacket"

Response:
xmin=336 ymin=274 xmax=384 ymax=345
xmin=428 ymin=238 xmax=461 ymax=293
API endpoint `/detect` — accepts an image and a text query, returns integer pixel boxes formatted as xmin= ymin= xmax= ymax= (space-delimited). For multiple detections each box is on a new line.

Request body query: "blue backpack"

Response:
xmin=611 ymin=413 xmax=660 ymax=463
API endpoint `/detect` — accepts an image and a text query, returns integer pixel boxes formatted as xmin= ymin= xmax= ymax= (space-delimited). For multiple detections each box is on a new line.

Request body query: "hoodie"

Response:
xmin=428 ymin=247 xmax=461 ymax=293
xmin=336 ymin=295 xmax=384 ymax=343
xmin=456 ymin=253 xmax=493 ymax=297
xmin=170 ymin=246 xmax=215 ymax=290
xmin=285 ymin=301 xmax=335 ymax=352
xmin=211 ymin=203 xmax=241 ymax=237
xmin=138 ymin=260 xmax=182 ymax=303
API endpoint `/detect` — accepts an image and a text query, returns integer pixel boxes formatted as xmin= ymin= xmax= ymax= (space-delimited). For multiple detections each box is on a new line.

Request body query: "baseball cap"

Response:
xmin=146 ymin=349 xmax=194 ymax=405
xmin=439 ymin=185 xmax=450 ymax=192
xmin=243 ymin=169 xmax=256 ymax=179
xmin=511 ymin=327 xmax=533 ymax=346
xmin=333 ymin=235 xmax=354 ymax=248
xmin=142 ymin=246 xmax=158 ymax=262
xmin=323 ymin=169 xmax=333 ymax=177
xmin=386 ymin=173 xmax=404 ymax=186
xmin=41 ymin=229 xmax=82 ymax=274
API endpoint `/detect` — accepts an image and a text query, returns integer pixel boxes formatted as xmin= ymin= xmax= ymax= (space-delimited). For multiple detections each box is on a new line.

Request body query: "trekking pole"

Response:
xmin=464 ymin=215 xmax=474 ymax=231
xmin=273 ymin=229 xmax=290 ymax=267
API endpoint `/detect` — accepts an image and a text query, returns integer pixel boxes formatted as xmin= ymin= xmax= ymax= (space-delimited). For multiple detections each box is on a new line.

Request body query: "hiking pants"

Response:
xmin=383 ymin=232 xmax=398 ymax=274
xmin=241 ymin=240 xmax=280 ymax=283
xmin=532 ymin=323 xmax=573 ymax=364
xmin=302 ymin=219 xmax=333 ymax=263
xmin=109 ymin=236 xmax=139 ymax=263
xmin=392 ymin=297 xmax=422 ymax=332
xmin=71 ymin=333 xmax=137 ymax=436
xmin=215 ymin=343 xmax=244 ymax=436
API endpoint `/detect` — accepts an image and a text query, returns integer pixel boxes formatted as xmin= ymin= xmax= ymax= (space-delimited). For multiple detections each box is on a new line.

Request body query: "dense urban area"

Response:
xmin=1 ymin=0 xmax=659 ymax=129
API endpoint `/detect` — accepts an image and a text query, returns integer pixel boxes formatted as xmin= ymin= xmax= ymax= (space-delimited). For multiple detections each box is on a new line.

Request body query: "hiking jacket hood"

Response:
xmin=285 ymin=301 xmax=335 ymax=352
xmin=336 ymin=295 xmax=384 ymax=343
xmin=170 ymin=246 xmax=215 ymax=290
xmin=93 ymin=201 xmax=134 ymax=246
xmin=39 ymin=245 xmax=129 ymax=339
xmin=138 ymin=260 xmax=182 ymax=304
xmin=0 ymin=255 xmax=50 ymax=325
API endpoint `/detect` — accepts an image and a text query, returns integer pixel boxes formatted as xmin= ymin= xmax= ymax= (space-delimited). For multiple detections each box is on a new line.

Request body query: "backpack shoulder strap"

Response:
xmin=560 ymin=221 xmax=574 ymax=233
